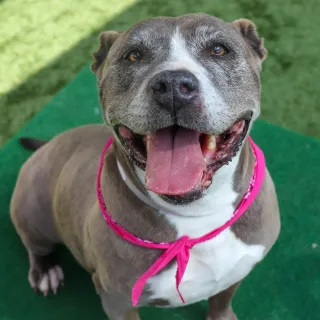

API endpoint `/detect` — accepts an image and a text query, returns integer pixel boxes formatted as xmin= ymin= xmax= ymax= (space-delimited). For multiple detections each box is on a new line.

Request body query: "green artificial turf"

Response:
xmin=0 ymin=66 xmax=319 ymax=319
xmin=0 ymin=0 xmax=320 ymax=146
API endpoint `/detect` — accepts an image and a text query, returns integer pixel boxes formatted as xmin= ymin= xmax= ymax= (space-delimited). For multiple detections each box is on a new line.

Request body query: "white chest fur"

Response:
xmin=134 ymin=152 xmax=266 ymax=306
xmin=147 ymin=229 xmax=264 ymax=306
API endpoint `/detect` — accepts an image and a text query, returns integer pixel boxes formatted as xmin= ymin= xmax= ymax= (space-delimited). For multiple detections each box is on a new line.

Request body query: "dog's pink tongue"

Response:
xmin=146 ymin=127 xmax=205 ymax=195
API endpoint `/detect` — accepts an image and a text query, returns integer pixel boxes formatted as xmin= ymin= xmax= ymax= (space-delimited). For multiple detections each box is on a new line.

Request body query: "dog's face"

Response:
xmin=92 ymin=14 xmax=267 ymax=204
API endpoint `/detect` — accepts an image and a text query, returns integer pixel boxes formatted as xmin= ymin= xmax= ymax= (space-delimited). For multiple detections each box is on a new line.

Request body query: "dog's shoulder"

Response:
xmin=232 ymin=167 xmax=280 ymax=253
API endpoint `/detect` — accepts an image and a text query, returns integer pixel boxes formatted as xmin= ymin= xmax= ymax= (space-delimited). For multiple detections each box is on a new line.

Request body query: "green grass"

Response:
xmin=0 ymin=0 xmax=320 ymax=146
xmin=0 ymin=66 xmax=319 ymax=320
xmin=0 ymin=2 xmax=320 ymax=319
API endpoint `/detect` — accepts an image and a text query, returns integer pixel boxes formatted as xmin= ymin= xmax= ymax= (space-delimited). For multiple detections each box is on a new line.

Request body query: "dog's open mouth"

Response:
xmin=117 ymin=119 xmax=250 ymax=202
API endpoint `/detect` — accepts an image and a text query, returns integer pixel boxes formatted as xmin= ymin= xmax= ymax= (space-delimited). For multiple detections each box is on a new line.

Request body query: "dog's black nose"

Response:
xmin=150 ymin=70 xmax=199 ymax=113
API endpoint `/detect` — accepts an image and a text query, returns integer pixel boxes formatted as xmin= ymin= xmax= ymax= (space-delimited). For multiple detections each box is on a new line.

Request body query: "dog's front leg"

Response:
xmin=206 ymin=283 xmax=239 ymax=320
xmin=100 ymin=291 xmax=141 ymax=320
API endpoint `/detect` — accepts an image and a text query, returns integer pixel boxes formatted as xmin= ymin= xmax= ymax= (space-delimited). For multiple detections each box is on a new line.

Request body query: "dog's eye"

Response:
xmin=210 ymin=45 xmax=229 ymax=56
xmin=126 ymin=50 xmax=141 ymax=62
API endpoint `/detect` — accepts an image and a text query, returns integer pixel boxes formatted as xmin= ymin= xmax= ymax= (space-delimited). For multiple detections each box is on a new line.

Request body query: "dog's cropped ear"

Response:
xmin=232 ymin=19 xmax=267 ymax=63
xmin=91 ymin=31 xmax=122 ymax=74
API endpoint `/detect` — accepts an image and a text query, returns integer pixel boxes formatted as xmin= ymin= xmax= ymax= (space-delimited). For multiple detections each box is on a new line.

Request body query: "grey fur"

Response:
xmin=11 ymin=14 xmax=278 ymax=320
xmin=95 ymin=14 xmax=266 ymax=136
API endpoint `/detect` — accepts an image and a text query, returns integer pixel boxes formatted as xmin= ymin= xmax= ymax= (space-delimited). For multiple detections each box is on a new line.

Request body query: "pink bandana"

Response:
xmin=96 ymin=136 xmax=266 ymax=306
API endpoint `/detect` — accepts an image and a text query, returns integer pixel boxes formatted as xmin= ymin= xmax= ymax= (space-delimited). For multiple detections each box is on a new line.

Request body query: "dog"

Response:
xmin=11 ymin=14 xmax=280 ymax=320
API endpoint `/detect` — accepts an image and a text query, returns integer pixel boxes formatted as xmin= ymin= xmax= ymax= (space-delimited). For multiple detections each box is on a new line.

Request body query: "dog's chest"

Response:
xmin=147 ymin=229 xmax=264 ymax=307
xmin=135 ymin=153 xmax=265 ymax=306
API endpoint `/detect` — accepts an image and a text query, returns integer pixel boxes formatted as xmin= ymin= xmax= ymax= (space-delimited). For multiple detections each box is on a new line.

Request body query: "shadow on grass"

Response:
xmin=0 ymin=2 xmax=318 ymax=319
xmin=0 ymin=0 xmax=288 ymax=144
xmin=0 ymin=0 xmax=222 ymax=106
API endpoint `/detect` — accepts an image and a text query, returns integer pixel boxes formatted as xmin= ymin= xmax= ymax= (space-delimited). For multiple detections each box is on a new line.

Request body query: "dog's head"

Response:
xmin=92 ymin=14 xmax=267 ymax=204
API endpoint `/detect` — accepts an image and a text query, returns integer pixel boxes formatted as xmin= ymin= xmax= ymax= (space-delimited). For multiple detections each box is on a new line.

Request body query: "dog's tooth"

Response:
xmin=207 ymin=136 xmax=216 ymax=150
xmin=204 ymin=180 xmax=211 ymax=187
xmin=146 ymin=136 xmax=150 ymax=153
xmin=146 ymin=140 xmax=150 ymax=153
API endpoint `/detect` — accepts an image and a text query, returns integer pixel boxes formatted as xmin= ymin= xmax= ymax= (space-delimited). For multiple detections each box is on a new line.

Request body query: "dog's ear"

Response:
xmin=232 ymin=19 xmax=267 ymax=63
xmin=91 ymin=31 xmax=122 ymax=74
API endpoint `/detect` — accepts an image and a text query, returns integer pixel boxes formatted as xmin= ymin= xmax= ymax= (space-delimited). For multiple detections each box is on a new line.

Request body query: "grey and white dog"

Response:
xmin=11 ymin=14 xmax=280 ymax=320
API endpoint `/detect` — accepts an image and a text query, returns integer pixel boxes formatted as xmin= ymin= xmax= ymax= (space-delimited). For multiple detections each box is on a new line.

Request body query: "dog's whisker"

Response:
xmin=100 ymin=124 xmax=108 ymax=133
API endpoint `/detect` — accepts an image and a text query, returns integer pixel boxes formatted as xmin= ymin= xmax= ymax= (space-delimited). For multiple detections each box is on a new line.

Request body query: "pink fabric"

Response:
xmin=96 ymin=136 xmax=266 ymax=307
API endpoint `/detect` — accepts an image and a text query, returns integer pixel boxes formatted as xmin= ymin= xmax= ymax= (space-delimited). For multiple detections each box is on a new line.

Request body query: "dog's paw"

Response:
xmin=206 ymin=310 xmax=238 ymax=320
xmin=31 ymin=265 xmax=64 ymax=296
xmin=206 ymin=314 xmax=238 ymax=320
xmin=28 ymin=253 xmax=64 ymax=296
